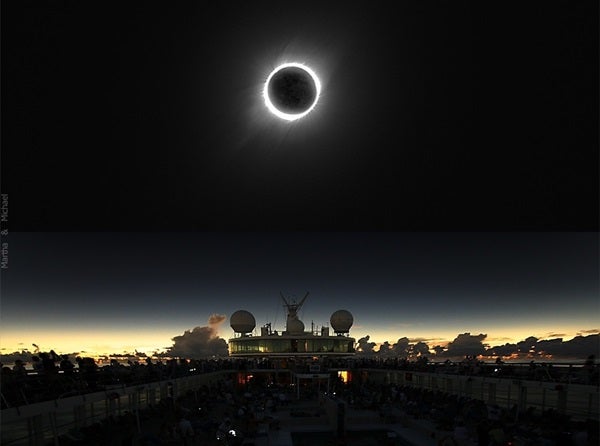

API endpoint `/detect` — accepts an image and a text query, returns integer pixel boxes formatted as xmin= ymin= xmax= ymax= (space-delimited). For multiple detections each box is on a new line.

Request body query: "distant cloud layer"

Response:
xmin=1 ymin=326 xmax=597 ymax=364
xmin=356 ymin=335 xmax=376 ymax=354
xmin=485 ymin=334 xmax=599 ymax=359
xmin=365 ymin=332 xmax=600 ymax=360
xmin=443 ymin=333 xmax=488 ymax=357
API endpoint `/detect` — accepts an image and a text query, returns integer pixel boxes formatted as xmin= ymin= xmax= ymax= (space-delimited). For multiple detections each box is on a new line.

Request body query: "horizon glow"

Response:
xmin=2 ymin=323 xmax=597 ymax=359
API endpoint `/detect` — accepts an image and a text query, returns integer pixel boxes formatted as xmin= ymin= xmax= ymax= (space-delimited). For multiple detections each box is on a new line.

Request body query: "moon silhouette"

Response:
xmin=263 ymin=63 xmax=321 ymax=121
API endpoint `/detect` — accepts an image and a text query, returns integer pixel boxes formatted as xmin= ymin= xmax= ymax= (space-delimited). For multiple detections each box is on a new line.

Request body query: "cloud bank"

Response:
xmin=365 ymin=332 xmax=599 ymax=360
xmin=165 ymin=314 xmax=229 ymax=358
xmin=1 ymin=326 xmax=597 ymax=364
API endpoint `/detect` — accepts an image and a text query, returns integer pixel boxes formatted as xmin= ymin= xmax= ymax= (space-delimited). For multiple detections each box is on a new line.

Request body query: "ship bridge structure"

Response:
xmin=228 ymin=292 xmax=355 ymax=358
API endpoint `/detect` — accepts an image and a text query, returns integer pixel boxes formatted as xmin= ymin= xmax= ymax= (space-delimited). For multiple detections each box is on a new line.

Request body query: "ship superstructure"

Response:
xmin=228 ymin=292 xmax=355 ymax=357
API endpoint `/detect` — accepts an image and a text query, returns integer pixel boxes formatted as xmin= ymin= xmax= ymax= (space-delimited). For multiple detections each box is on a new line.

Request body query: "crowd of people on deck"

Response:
xmin=345 ymin=355 xmax=599 ymax=385
xmin=1 ymin=350 xmax=598 ymax=410
xmin=1 ymin=348 xmax=599 ymax=446
xmin=12 ymin=366 xmax=596 ymax=446
xmin=1 ymin=352 xmax=239 ymax=409
xmin=340 ymin=378 xmax=598 ymax=446
xmin=19 ymin=374 xmax=290 ymax=445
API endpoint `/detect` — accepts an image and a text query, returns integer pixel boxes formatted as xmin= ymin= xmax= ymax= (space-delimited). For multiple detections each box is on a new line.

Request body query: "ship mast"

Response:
xmin=280 ymin=291 xmax=309 ymax=332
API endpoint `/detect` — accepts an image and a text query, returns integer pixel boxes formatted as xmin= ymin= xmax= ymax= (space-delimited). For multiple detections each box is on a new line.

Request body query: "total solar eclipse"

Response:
xmin=263 ymin=62 xmax=321 ymax=121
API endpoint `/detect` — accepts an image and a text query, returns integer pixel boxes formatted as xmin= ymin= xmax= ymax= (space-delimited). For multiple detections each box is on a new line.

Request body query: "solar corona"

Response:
xmin=263 ymin=63 xmax=321 ymax=121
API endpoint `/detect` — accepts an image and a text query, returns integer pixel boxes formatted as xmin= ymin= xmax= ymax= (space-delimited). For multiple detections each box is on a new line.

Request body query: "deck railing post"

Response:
xmin=488 ymin=382 xmax=496 ymax=404
xmin=518 ymin=384 xmax=527 ymax=413
xmin=556 ymin=386 xmax=567 ymax=414
xmin=27 ymin=414 xmax=44 ymax=446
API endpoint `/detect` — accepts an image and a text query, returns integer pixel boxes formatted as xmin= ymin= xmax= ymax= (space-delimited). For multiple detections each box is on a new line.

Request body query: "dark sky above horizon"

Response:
xmin=2 ymin=1 xmax=598 ymax=231
xmin=1 ymin=232 xmax=598 ymax=355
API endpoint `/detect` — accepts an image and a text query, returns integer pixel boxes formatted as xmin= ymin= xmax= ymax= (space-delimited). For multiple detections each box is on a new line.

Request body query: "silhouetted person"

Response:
xmin=31 ymin=355 xmax=43 ymax=373
xmin=12 ymin=359 xmax=27 ymax=378
xmin=60 ymin=355 xmax=75 ymax=375
xmin=583 ymin=354 xmax=597 ymax=384
xmin=488 ymin=421 xmax=506 ymax=446
xmin=76 ymin=356 xmax=98 ymax=389
xmin=178 ymin=414 xmax=194 ymax=445
xmin=39 ymin=352 xmax=58 ymax=377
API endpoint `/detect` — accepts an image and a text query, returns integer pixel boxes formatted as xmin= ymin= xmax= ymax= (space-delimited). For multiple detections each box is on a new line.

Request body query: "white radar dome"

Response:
xmin=230 ymin=310 xmax=256 ymax=334
xmin=287 ymin=318 xmax=305 ymax=334
xmin=330 ymin=310 xmax=353 ymax=333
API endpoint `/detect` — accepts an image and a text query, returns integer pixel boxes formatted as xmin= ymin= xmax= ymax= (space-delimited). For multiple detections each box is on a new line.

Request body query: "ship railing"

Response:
xmin=1 ymin=369 xmax=238 ymax=446
xmin=358 ymin=367 xmax=599 ymax=421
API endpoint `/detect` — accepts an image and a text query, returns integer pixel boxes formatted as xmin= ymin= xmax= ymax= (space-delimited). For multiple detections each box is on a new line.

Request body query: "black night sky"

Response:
xmin=2 ymin=1 xmax=597 ymax=230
